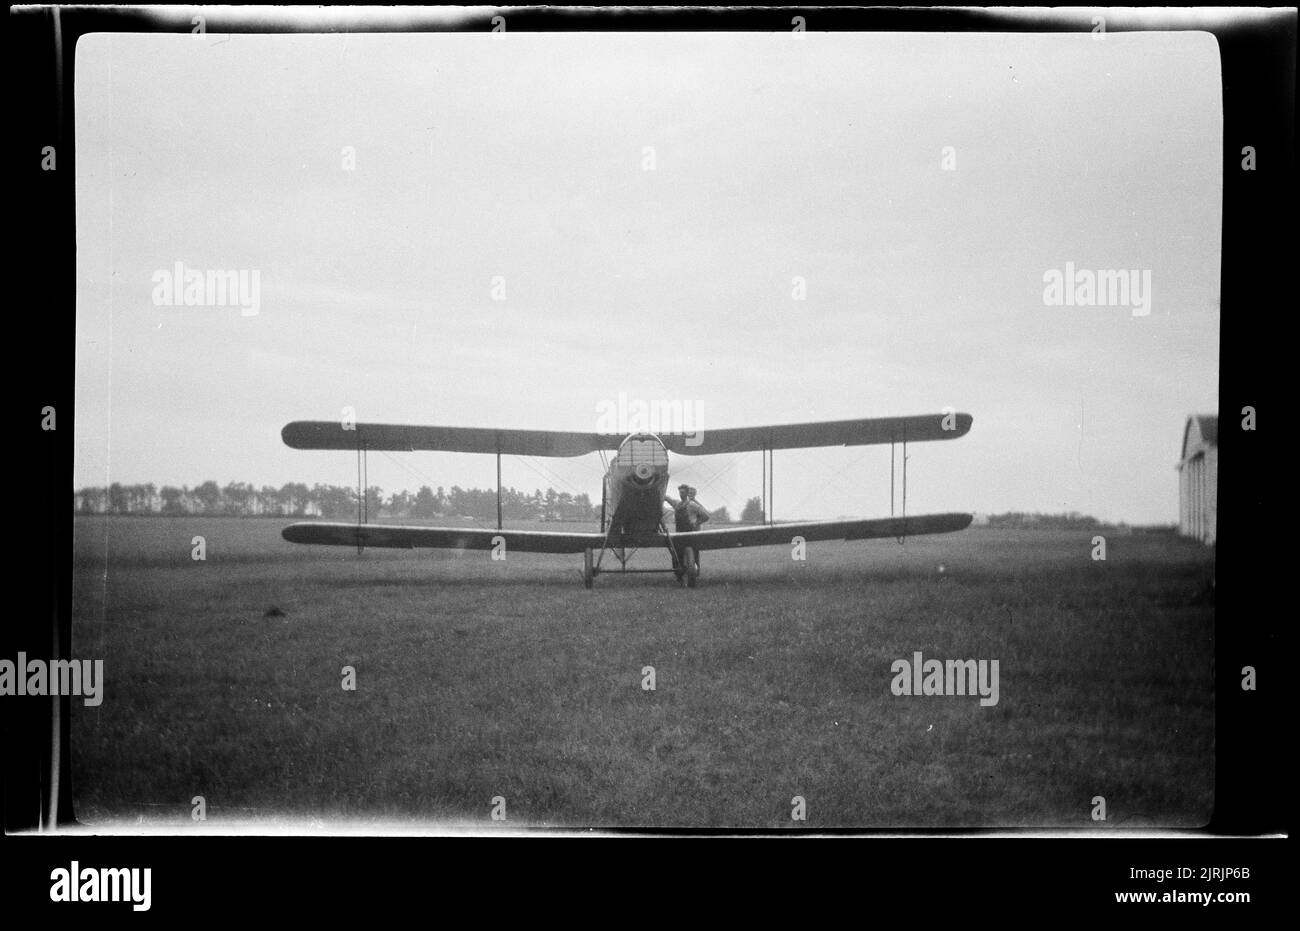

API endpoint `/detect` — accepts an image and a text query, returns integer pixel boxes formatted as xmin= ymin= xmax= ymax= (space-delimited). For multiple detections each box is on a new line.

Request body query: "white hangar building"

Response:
xmin=1178 ymin=414 xmax=1217 ymax=545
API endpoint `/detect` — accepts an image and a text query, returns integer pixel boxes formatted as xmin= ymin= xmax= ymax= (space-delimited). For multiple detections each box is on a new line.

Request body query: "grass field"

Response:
xmin=69 ymin=515 xmax=1215 ymax=829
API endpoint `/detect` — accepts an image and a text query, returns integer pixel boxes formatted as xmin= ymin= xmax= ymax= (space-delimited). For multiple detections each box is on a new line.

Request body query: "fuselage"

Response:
xmin=603 ymin=433 xmax=671 ymax=539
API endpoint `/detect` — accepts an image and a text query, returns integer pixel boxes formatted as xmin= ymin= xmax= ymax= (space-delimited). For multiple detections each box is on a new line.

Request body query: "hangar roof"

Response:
xmin=1180 ymin=414 xmax=1218 ymax=462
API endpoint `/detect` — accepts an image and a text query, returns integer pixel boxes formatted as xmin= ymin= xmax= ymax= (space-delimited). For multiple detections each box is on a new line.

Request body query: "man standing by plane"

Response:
xmin=666 ymin=484 xmax=710 ymax=578
xmin=686 ymin=486 xmax=710 ymax=529
xmin=667 ymin=484 xmax=710 ymax=532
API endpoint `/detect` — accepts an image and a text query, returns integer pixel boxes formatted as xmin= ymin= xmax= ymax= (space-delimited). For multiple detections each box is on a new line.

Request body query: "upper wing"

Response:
xmin=283 ymin=413 xmax=971 ymax=457
xmin=282 ymin=521 xmax=602 ymax=554
xmin=670 ymin=512 xmax=973 ymax=550
xmin=282 ymin=422 xmax=622 ymax=457
xmin=659 ymin=413 xmax=972 ymax=455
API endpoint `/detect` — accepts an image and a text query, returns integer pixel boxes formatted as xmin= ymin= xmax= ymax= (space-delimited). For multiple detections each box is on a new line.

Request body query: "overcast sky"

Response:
xmin=74 ymin=30 xmax=1221 ymax=524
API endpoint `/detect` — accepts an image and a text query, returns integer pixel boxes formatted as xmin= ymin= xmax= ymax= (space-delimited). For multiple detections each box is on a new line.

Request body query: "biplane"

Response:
xmin=280 ymin=412 xmax=974 ymax=587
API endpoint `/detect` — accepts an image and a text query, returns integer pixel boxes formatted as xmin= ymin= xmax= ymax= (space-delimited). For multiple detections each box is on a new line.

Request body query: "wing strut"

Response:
xmin=754 ymin=446 xmax=778 ymax=525
xmin=900 ymin=425 xmax=908 ymax=544
xmin=760 ymin=446 xmax=775 ymax=525
xmin=496 ymin=449 xmax=503 ymax=531
xmin=902 ymin=429 xmax=908 ymax=541
xmin=889 ymin=429 xmax=909 ymax=543
xmin=355 ymin=438 xmax=369 ymax=554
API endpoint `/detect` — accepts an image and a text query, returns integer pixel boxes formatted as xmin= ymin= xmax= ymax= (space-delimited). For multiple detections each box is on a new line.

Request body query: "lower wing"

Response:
xmin=282 ymin=512 xmax=971 ymax=554
xmin=282 ymin=522 xmax=602 ymax=554
xmin=670 ymin=513 xmax=973 ymax=550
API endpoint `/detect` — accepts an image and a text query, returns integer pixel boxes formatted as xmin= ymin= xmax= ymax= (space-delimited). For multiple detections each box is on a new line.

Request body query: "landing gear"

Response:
xmin=586 ymin=529 xmax=699 ymax=588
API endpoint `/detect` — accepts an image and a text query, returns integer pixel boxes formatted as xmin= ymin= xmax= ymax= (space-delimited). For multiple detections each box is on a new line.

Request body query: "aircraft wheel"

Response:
xmin=683 ymin=547 xmax=699 ymax=588
xmin=583 ymin=549 xmax=594 ymax=589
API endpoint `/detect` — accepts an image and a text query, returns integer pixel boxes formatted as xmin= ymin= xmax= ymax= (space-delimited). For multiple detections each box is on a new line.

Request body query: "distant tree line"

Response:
xmin=73 ymin=482 xmax=603 ymax=522
xmin=983 ymin=511 xmax=1158 ymax=531
xmin=730 ymin=502 xmax=1135 ymax=529
xmin=79 ymin=485 xmax=1155 ymax=529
